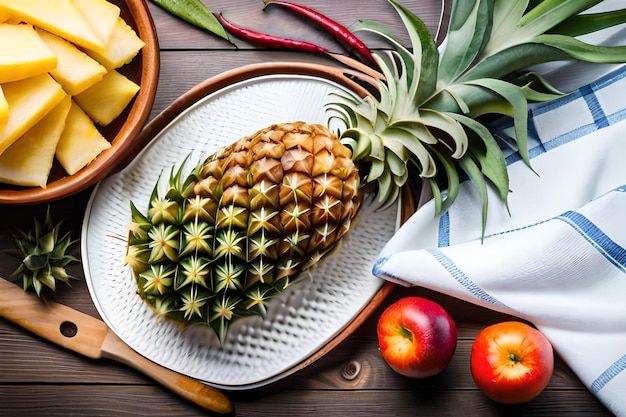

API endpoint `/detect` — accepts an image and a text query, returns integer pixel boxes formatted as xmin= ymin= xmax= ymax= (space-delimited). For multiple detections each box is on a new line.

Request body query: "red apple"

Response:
xmin=377 ymin=296 xmax=457 ymax=378
xmin=470 ymin=321 xmax=554 ymax=404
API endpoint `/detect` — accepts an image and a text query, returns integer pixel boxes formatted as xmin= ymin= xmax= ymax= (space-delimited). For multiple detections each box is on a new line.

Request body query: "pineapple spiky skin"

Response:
xmin=126 ymin=122 xmax=362 ymax=343
xmin=8 ymin=207 xmax=79 ymax=296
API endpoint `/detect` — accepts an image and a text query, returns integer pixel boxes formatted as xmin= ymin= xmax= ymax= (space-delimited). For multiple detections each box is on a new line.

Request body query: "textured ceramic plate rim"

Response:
xmin=82 ymin=73 xmax=400 ymax=390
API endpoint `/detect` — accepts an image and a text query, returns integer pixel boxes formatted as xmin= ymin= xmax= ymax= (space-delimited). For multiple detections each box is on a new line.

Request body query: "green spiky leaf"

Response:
xmin=549 ymin=9 xmax=626 ymax=37
xmin=438 ymin=0 xmax=493 ymax=84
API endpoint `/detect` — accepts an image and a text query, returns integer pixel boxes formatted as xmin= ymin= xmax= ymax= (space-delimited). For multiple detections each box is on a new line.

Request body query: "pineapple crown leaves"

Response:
xmin=328 ymin=0 xmax=626 ymax=236
xmin=6 ymin=207 xmax=79 ymax=296
xmin=451 ymin=0 xmax=626 ymax=84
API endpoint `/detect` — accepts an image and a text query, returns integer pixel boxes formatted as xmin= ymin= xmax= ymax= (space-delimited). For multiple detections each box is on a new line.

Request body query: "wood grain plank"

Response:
xmin=149 ymin=50 xmax=339 ymax=119
xmin=0 ymin=317 xmax=588 ymax=391
xmin=0 ymin=386 xmax=612 ymax=417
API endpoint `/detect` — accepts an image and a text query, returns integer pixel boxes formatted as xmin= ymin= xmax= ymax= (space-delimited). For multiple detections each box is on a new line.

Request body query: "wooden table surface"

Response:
xmin=0 ymin=1 xmax=614 ymax=416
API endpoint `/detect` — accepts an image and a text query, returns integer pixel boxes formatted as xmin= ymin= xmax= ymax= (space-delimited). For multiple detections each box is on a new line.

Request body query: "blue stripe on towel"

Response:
xmin=581 ymin=84 xmax=609 ymax=130
xmin=427 ymin=248 xmax=516 ymax=313
xmin=438 ymin=212 xmax=450 ymax=248
xmin=590 ymin=354 xmax=626 ymax=394
xmin=371 ymin=257 xmax=417 ymax=287
xmin=557 ymin=211 xmax=626 ymax=273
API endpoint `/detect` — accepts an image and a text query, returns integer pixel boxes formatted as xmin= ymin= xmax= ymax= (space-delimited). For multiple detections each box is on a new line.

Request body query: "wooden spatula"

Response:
xmin=0 ymin=276 xmax=233 ymax=415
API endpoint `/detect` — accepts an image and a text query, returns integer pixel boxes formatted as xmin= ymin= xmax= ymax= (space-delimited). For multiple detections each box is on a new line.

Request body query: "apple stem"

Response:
xmin=399 ymin=326 xmax=414 ymax=342
xmin=508 ymin=353 xmax=520 ymax=364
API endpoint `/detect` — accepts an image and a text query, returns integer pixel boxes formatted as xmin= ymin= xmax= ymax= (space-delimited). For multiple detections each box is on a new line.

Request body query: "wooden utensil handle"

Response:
xmin=101 ymin=331 xmax=234 ymax=415
xmin=0 ymin=277 xmax=109 ymax=358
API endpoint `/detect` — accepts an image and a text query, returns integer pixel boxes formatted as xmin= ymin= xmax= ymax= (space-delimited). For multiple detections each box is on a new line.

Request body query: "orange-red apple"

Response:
xmin=470 ymin=321 xmax=554 ymax=404
xmin=377 ymin=296 xmax=457 ymax=378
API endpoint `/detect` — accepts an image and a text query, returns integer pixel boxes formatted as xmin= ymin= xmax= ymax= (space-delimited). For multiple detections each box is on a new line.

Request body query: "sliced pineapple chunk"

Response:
xmin=86 ymin=16 xmax=145 ymax=71
xmin=0 ymin=95 xmax=71 ymax=187
xmin=56 ymin=100 xmax=111 ymax=175
xmin=74 ymin=70 xmax=140 ymax=126
xmin=0 ymin=23 xmax=57 ymax=83
xmin=72 ymin=0 xmax=120 ymax=45
xmin=37 ymin=28 xmax=107 ymax=95
xmin=0 ymin=73 xmax=66 ymax=155
xmin=0 ymin=0 xmax=105 ymax=52
xmin=0 ymin=86 xmax=7 ymax=131
xmin=0 ymin=7 xmax=18 ymax=23
xmin=0 ymin=15 xmax=19 ymax=24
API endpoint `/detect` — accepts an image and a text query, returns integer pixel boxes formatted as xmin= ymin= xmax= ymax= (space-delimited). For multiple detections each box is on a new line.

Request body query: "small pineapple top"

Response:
xmin=8 ymin=207 xmax=78 ymax=296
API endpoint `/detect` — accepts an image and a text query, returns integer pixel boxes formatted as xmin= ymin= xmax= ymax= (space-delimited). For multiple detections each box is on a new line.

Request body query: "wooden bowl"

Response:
xmin=0 ymin=0 xmax=159 ymax=205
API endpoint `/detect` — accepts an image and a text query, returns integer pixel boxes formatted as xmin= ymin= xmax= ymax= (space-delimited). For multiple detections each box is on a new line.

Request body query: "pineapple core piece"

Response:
xmin=37 ymin=28 xmax=107 ymax=95
xmin=0 ymin=0 xmax=105 ymax=52
xmin=56 ymin=100 xmax=111 ymax=175
xmin=85 ymin=16 xmax=145 ymax=71
xmin=0 ymin=23 xmax=57 ymax=83
xmin=72 ymin=0 xmax=120 ymax=45
xmin=74 ymin=70 xmax=140 ymax=126
xmin=0 ymin=73 xmax=66 ymax=155
xmin=0 ymin=95 xmax=71 ymax=187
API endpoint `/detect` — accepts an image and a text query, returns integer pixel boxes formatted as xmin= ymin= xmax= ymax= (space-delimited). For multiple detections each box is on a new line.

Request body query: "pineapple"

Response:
xmin=72 ymin=0 xmax=120 ymax=45
xmin=0 ymin=86 xmax=7 ymax=131
xmin=126 ymin=122 xmax=362 ymax=342
xmin=126 ymin=0 xmax=626 ymax=342
xmin=55 ymin=100 xmax=112 ymax=175
xmin=0 ymin=23 xmax=57 ymax=84
xmin=85 ymin=16 xmax=146 ymax=71
xmin=74 ymin=70 xmax=140 ymax=126
xmin=0 ymin=0 xmax=105 ymax=52
xmin=37 ymin=28 xmax=107 ymax=96
xmin=0 ymin=73 xmax=66 ymax=155
xmin=0 ymin=95 xmax=71 ymax=187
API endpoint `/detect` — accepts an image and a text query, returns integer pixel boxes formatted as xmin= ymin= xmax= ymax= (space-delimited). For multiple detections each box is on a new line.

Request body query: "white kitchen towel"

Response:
xmin=373 ymin=64 xmax=626 ymax=416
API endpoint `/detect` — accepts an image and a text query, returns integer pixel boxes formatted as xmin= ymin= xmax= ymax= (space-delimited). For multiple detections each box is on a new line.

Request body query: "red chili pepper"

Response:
xmin=214 ymin=13 xmax=329 ymax=53
xmin=263 ymin=0 xmax=377 ymax=67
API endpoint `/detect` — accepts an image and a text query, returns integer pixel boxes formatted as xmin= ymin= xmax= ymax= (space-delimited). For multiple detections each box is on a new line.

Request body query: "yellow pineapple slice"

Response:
xmin=74 ymin=70 xmax=140 ymax=126
xmin=0 ymin=8 xmax=18 ymax=23
xmin=0 ymin=7 xmax=19 ymax=23
xmin=37 ymin=28 xmax=107 ymax=95
xmin=56 ymin=100 xmax=111 ymax=175
xmin=0 ymin=0 xmax=105 ymax=52
xmin=0 ymin=86 xmax=7 ymax=131
xmin=0 ymin=73 xmax=66 ymax=155
xmin=0 ymin=23 xmax=57 ymax=83
xmin=72 ymin=0 xmax=120 ymax=45
xmin=86 ymin=16 xmax=145 ymax=70
xmin=0 ymin=95 xmax=71 ymax=187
